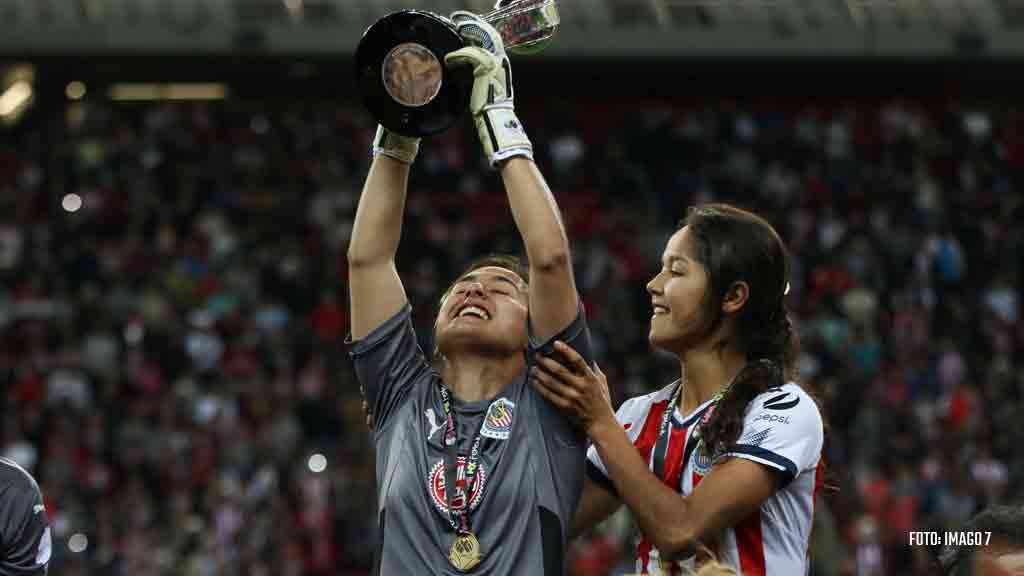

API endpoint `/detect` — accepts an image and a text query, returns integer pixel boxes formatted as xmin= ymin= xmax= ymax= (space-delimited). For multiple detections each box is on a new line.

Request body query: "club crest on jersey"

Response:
xmin=693 ymin=442 xmax=713 ymax=477
xmin=481 ymin=398 xmax=515 ymax=440
xmin=428 ymin=457 xmax=488 ymax=515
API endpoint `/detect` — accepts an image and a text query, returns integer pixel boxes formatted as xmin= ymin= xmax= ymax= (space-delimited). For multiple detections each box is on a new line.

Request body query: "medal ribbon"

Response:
xmin=651 ymin=379 xmax=732 ymax=481
xmin=438 ymin=383 xmax=486 ymax=535
xmin=651 ymin=381 xmax=682 ymax=481
xmin=648 ymin=378 xmax=733 ymax=575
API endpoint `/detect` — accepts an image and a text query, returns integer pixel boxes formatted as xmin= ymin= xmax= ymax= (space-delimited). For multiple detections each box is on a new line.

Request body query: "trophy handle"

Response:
xmin=480 ymin=0 xmax=560 ymax=55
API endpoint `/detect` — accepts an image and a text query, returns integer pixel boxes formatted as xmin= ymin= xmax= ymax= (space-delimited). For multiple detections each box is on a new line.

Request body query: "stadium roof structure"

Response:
xmin=1 ymin=0 xmax=1023 ymax=58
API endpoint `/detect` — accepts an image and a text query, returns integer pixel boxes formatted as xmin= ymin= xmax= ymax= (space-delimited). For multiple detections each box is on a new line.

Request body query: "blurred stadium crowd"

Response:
xmin=1 ymin=93 xmax=1022 ymax=575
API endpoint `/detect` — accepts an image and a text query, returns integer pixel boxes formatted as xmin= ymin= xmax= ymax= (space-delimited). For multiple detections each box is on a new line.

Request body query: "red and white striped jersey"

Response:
xmin=586 ymin=381 xmax=824 ymax=576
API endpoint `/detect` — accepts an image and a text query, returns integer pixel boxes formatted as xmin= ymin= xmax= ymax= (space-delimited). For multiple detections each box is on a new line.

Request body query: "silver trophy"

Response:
xmin=355 ymin=0 xmax=560 ymax=137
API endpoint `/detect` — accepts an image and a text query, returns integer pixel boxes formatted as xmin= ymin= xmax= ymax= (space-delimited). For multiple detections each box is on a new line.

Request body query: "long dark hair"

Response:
xmin=681 ymin=204 xmax=808 ymax=459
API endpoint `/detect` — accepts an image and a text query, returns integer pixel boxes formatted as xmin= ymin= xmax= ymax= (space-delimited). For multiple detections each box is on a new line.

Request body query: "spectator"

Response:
xmin=1 ymin=94 xmax=1021 ymax=574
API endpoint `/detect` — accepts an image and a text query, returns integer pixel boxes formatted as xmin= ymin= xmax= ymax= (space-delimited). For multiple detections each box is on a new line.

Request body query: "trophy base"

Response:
xmin=355 ymin=10 xmax=473 ymax=138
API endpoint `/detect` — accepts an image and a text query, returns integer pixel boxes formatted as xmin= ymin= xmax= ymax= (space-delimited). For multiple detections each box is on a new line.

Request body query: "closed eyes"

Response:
xmin=665 ymin=266 xmax=685 ymax=276
xmin=452 ymin=284 xmax=514 ymax=297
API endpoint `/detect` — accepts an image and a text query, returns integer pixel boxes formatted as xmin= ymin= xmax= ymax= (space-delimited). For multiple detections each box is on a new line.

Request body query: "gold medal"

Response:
xmin=449 ymin=532 xmax=482 ymax=572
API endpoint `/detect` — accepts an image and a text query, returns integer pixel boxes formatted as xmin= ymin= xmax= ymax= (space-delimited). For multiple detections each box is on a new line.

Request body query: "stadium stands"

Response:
xmin=1 ymin=88 xmax=1021 ymax=574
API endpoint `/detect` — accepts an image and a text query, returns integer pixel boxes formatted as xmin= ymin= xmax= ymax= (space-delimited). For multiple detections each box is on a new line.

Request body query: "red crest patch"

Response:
xmin=427 ymin=457 xmax=488 ymax=515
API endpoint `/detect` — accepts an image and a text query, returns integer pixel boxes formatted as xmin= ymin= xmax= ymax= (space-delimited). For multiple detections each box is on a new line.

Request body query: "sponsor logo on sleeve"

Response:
xmin=754 ymin=413 xmax=791 ymax=424
xmin=762 ymin=392 xmax=800 ymax=411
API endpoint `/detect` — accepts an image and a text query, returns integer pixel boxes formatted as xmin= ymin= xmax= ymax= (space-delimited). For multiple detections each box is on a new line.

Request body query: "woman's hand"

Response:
xmin=530 ymin=340 xmax=616 ymax=435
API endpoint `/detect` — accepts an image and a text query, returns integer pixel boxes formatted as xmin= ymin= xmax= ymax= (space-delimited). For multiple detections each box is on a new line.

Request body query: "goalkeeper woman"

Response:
xmin=347 ymin=12 xmax=593 ymax=575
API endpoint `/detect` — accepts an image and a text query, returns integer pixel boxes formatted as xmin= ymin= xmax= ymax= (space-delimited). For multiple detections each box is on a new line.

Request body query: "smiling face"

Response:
xmin=645 ymin=226 xmax=713 ymax=354
xmin=434 ymin=266 xmax=529 ymax=359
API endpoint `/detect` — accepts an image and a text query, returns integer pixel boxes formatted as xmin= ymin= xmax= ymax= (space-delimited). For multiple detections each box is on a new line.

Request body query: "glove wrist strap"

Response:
xmin=478 ymin=107 xmax=532 ymax=168
xmin=372 ymin=126 xmax=420 ymax=165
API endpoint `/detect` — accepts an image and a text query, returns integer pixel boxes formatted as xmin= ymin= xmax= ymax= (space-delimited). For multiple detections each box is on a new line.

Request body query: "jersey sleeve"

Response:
xmin=346 ymin=304 xmax=432 ymax=435
xmin=525 ymin=301 xmax=598 ymax=534
xmin=0 ymin=474 xmax=51 ymax=575
xmin=585 ymin=395 xmax=650 ymax=497
xmin=529 ymin=300 xmax=595 ymax=446
xmin=722 ymin=384 xmax=823 ymax=488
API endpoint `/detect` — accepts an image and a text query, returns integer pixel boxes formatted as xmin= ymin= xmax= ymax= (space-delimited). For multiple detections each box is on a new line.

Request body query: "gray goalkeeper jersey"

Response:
xmin=0 ymin=458 xmax=50 ymax=575
xmin=348 ymin=304 xmax=593 ymax=576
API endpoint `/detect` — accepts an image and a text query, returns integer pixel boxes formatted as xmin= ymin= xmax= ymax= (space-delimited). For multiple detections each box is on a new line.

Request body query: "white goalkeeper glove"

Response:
xmin=372 ymin=125 xmax=420 ymax=165
xmin=445 ymin=11 xmax=533 ymax=168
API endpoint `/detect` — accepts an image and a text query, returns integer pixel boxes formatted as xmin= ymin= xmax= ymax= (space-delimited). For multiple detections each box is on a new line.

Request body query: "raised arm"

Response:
xmin=347 ymin=128 xmax=419 ymax=340
xmin=446 ymin=13 xmax=579 ymax=341
xmin=501 ymin=158 xmax=578 ymax=341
